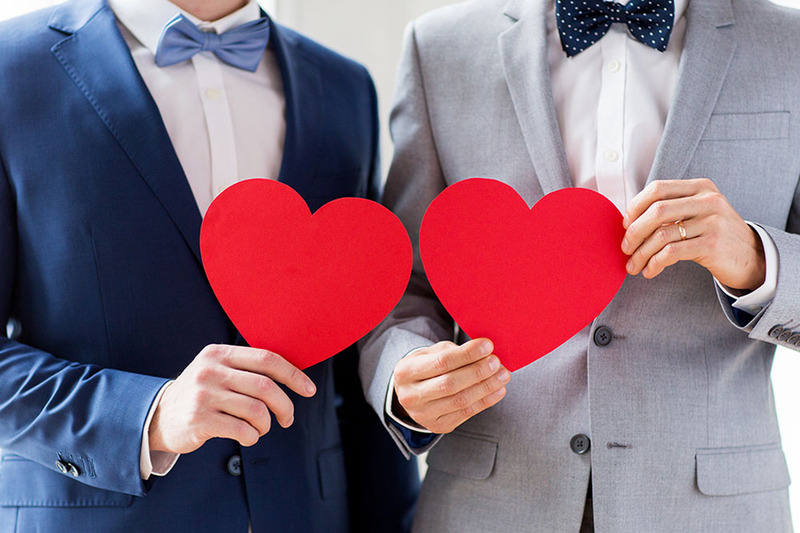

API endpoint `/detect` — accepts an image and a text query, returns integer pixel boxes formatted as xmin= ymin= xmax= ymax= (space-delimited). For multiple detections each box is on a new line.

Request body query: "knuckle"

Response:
xmin=655 ymin=226 xmax=671 ymax=246
xmin=432 ymin=354 xmax=449 ymax=374
xmin=194 ymin=366 xmax=217 ymax=385
xmin=652 ymin=201 xmax=667 ymax=218
xmin=256 ymin=377 xmax=278 ymax=396
xmin=451 ymin=392 xmax=469 ymax=410
xmin=438 ymin=375 xmax=456 ymax=395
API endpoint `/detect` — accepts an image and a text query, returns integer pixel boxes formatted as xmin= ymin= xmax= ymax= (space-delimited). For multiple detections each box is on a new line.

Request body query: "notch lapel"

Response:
xmin=49 ymin=0 xmax=203 ymax=264
xmin=498 ymin=0 xmax=572 ymax=196
xmin=270 ymin=23 xmax=322 ymax=201
xmin=646 ymin=0 xmax=736 ymax=184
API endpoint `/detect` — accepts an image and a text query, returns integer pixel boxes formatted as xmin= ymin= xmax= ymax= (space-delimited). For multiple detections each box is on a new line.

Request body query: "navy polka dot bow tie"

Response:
xmin=556 ymin=0 xmax=675 ymax=57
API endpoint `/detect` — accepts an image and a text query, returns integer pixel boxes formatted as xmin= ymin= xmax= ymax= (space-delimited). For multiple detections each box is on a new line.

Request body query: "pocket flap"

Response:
xmin=426 ymin=431 xmax=498 ymax=480
xmin=317 ymin=446 xmax=347 ymax=501
xmin=0 ymin=455 xmax=132 ymax=507
xmin=696 ymin=444 xmax=790 ymax=496
xmin=701 ymin=111 xmax=790 ymax=141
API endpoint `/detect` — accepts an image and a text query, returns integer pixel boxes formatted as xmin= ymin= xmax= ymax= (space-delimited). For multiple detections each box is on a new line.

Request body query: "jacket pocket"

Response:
xmin=701 ymin=111 xmax=790 ymax=141
xmin=695 ymin=444 xmax=790 ymax=496
xmin=0 ymin=454 xmax=132 ymax=507
xmin=317 ymin=446 xmax=347 ymax=501
xmin=426 ymin=431 xmax=498 ymax=480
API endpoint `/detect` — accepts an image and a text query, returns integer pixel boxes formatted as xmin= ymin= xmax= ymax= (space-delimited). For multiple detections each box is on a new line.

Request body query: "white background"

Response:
xmin=2 ymin=0 xmax=800 ymax=525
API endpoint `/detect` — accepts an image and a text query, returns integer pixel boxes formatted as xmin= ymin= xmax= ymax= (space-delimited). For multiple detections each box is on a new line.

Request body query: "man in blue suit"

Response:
xmin=0 ymin=0 xmax=418 ymax=531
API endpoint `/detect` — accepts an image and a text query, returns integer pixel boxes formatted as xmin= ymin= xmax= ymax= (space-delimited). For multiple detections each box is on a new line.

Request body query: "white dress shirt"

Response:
xmin=107 ymin=0 xmax=287 ymax=479
xmin=386 ymin=0 xmax=779 ymax=433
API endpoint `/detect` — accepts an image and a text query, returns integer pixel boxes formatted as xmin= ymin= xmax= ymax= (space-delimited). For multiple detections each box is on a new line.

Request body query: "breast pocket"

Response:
xmin=0 ymin=454 xmax=132 ymax=508
xmin=695 ymin=444 xmax=790 ymax=496
xmin=700 ymin=111 xmax=790 ymax=141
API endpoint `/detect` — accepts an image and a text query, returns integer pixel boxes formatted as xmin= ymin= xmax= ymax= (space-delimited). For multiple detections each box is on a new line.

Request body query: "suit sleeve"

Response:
xmin=716 ymin=175 xmax=800 ymax=352
xmin=358 ymin=22 xmax=452 ymax=457
xmin=0 ymin=157 xmax=169 ymax=497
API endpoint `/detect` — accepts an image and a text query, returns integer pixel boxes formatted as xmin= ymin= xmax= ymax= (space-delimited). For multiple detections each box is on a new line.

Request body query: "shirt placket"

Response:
xmin=191 ymin=48 xmax=239 ymax=214
xmin=594 ymin=28 xmax=627 ymax=213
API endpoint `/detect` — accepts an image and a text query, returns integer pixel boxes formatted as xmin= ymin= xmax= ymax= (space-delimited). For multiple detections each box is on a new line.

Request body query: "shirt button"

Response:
xmin=593 ymin=326 xmax=613 ymax=347
xmin=607 ymin=59 xmax=621 ymax=73
xmin=205 ymin=88 xmax=221 ymax=100
xmin=570 ymin=434 xmax=591 ymax=455
xmin=55 ymin=460 xmax=68 ymax=474
xmin=66 ymin=462 xmax=81 ymax=477
xmin=603 ymin=149 xmax=619 ymax=162
xmin=227 ymin=454 xmax=242 ymax=477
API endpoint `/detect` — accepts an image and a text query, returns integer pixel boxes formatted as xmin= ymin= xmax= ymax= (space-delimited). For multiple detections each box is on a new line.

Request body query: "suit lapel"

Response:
xmin=498 ymin=0 xmax=572 ymax=196
xmin=646 ymin=0 xmax=736 ymax=184
xmin=270 ymin=22 xmax=322 ymax=200
xmin=49 ymin=0 xmax=203 ymax=264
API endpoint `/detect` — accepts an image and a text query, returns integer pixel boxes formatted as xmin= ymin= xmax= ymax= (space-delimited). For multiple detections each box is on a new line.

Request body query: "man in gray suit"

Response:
xmin=360 ymin=0 xmax=800 ymax=530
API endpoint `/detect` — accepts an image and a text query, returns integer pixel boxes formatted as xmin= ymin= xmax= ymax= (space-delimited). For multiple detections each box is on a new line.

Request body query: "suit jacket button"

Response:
xmin=778 ymin=330 xmax=792 ymax=342
xmin=593 ymin=326 xmax=613 ymax=347
xmin=55 ymin=460 xmax=68 ymax=474
xmin=227 ymin=454 xmax=242 ymax=477
xmin=66 ymin=462 xmax=81 ymax=477
xmin=570 ymin=434 xmax=591 ymax=455
xmin=788 ymin=334 xmax=800 ymax=345
xmin=769 ymin=326 xmax=784 ymax=338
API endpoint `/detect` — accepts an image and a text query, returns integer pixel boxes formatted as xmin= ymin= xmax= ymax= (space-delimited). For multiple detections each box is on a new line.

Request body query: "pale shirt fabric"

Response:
xmin=107 ymin=0 xmax=286 ymax=481
xmin=386 ymin=0 xmax=779 ymax=433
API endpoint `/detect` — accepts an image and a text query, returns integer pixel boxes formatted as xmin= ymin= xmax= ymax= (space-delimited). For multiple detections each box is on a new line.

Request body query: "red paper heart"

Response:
xmin=420 ymin=178 xmax=627 ymax=372
xmin=200 ymin=179 xmax=412 ymax=370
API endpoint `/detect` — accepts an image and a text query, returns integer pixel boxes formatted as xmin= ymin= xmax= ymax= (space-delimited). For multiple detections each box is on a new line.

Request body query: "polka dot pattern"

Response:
xmin=556 ymin=0 xmax=674 ymax=57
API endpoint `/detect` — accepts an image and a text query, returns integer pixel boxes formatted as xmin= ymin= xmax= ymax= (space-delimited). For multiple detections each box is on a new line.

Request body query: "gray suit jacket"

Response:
xmin=360 ymin=0 xmax=800 ymax=530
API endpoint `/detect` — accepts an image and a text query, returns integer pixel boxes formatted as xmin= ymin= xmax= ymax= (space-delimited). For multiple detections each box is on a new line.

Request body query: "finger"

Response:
xmin=624 ymin=178 xmax=715 ymax=229
xmin=432 ymin=386 xmax=508 ymax=433
xmin=640 ymin=234 xmax=708 ymax=279
xmin=220 ymin=346 xmax=317 ymax=398
xmin=626 ymin=218 xmax=697 ymax=275
xmin=418 ymin=355 xmax=503 ymax=402
xmin=218 ymin=371 xmax=297 ymax=429
xmin=216 ymin=391 xmax=275 ymax=434
xmin=404 ymin=338 xmax=494 ymax=381
xmin=426 ymin=367 xmax=511 ymax=418
xmin=206 ymin=412 xmax=262 ymax=448
xmin=622 ymin=195 xmax=705 ymax=255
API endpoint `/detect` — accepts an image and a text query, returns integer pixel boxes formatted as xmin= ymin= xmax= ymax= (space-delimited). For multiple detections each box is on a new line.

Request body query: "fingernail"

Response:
xmin=626 ymin=259 xmax=634 ymax=273
xmin=488 ymin=356 xmax=500 ymax=372
xmin=622 ymin=215 xmax=629 ymax=228
xmin=479 ymin=340 xmax=493 ymax=355
xmin=621 ymin=238 xmax=629 ymax=253
xmin=306 ymin=382 xmax=317 ymax=396
xmin=498 ymin=369 xmax=511 ymax=383
xmin=285 ymin=416 xmax=294 ymax=427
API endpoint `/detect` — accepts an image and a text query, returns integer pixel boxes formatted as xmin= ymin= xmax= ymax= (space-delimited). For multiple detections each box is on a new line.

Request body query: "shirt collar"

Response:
xmin=107 ymin=0 xmax=263 ymax=55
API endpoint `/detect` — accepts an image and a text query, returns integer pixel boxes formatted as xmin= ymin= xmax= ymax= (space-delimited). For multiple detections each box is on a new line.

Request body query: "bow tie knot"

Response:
xmin=155 ymin=14 xmax=270 ymax=72
xmin=557 ymin=0 xmax=675 ymax=58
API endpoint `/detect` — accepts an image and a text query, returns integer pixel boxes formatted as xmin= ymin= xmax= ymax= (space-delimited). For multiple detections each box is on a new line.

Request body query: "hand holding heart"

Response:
xmin=622 ymin=178 xmax=766 ymax=291
xmin=148 ymin=344 xmax=316 ymax=454
xmin=392 ymin=339 xmax=510 ymax=434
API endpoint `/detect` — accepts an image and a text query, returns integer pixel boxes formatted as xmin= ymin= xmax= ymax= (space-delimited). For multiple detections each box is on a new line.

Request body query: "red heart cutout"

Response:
xmin=200 ymin=179 xmax=412 ymax=370
xmin=420 ymin=178 xmax=627 ymax=372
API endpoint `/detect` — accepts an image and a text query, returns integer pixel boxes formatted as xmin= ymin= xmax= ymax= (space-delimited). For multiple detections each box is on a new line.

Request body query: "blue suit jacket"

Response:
xmin=0 ymin=0 xmax=417 ymax=531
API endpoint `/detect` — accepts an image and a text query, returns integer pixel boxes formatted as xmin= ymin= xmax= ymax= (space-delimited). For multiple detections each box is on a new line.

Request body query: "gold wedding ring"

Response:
xmin=676 ymin=220 xmax=687 ymax=241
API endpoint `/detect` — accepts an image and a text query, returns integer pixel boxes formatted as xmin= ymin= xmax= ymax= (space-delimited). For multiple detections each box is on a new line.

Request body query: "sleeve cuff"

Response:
xmin=384 ymin=371 xmax=433 ymax=434
xmin=383 ymin=349 xmax=439 ymax=451
xmin=716 ymin=222 xmax=778 ymax=316
xmin=140 ymin=381 xmax=180 ymax=480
